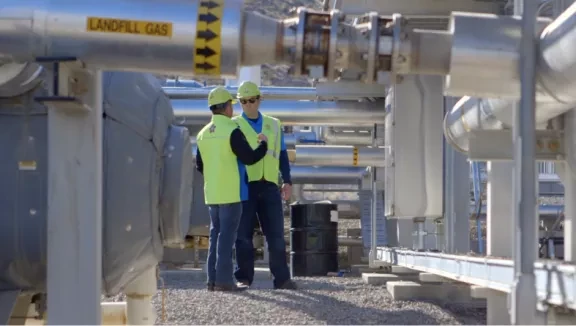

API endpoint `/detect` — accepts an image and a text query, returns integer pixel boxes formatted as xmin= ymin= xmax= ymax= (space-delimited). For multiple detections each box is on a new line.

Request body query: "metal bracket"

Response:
xmin=468 ymin=129 xmax=565 ymax=161
xmin=34 ymin=57 xmax=93 ymax=112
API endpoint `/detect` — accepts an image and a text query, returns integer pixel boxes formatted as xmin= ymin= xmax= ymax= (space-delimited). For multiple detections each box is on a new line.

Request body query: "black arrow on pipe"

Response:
xmin=196 ymin=47 xmax=216 ymax=57
xmin=196 ymin=62 xmax=216 ymax=70
xmin=197 ymin=29 xmax=218 ymax=42
xmin=199 ymin=13 xmax=219 ymax=24
xmin=200 ymin=1 xmax=220 ymax=9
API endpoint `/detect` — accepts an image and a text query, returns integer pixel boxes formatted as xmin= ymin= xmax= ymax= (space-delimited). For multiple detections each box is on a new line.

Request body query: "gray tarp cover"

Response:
xmin=0 ymin=71 xmax=192 ymax=295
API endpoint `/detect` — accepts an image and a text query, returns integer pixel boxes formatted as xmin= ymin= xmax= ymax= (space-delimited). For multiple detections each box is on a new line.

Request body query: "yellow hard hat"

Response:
xmin=208 ymin=86 xmax=237 ymax=106
xmin=237 ymin=81 xmax=261 ymax=99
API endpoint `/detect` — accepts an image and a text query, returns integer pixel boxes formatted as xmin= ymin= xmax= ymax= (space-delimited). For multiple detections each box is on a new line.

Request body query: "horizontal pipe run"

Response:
xmin=164 ymin=86 xmax=319 ymax=100
xmin=444 ymin=4 xmax=576 ymax=153
xmin=292 ymin=145 xmax=386 ymax=167
xmin=173 ymin=99 xmax=386 ymax=126
xmin=290 ymin=166 xmax=367 ymax=184
xmin=321 ymin=127 xmax=373 ymax=146
xmin=0 ymin=0 xmax=246 ymax=77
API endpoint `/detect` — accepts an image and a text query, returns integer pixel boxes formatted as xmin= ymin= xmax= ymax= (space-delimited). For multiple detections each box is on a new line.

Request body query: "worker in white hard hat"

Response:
xmin=232 ymin=81 xmax=297 ymax=290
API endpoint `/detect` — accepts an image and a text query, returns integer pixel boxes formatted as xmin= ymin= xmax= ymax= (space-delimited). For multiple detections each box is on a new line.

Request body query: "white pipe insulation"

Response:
xmin=445 ymin=4 xmax=576 ymax=152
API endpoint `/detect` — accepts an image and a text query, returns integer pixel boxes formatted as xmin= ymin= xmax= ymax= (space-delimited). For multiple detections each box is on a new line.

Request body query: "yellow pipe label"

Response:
xmin=86 ymin=17 xmax=173 ymax=38
xmin=193 ymin=0 xmax=224 ymax=76
xmin=352 ymin=147 xmax=359 ymax=166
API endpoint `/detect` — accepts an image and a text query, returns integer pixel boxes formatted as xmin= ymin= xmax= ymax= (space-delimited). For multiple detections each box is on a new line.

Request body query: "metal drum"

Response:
xmin=289 ymin=203 xmax=338 ymax=277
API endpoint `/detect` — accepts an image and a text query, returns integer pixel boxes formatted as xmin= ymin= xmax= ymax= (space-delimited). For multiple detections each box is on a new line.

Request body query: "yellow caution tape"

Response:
xmin=193 ymin=0 xmax=224 ymax=75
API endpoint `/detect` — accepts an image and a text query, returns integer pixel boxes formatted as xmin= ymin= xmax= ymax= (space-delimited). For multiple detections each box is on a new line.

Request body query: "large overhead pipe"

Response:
xmin=163 ymin=84 xmax=387 ymax=100
xmin=172 ymin=99 xmax=385 ymax=126
xmin=164 ymin=86 xmax=319 ymax=100
xmin=291 ymin=166 xmax=367 ymax=184
xmin=0 ymin=0 xmax=250 ymax=77
xmin=444 ymin=5 xmax=576 ymax=153
xmin=291 ymin=145 xmax=386 ymax=167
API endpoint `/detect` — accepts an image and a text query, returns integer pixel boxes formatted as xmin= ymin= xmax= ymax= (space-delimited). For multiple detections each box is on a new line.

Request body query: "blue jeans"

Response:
xmin=234 ymin=181 xmax=291 ymax=288
xmin=206 ymin=203 xmax=242 ymax=286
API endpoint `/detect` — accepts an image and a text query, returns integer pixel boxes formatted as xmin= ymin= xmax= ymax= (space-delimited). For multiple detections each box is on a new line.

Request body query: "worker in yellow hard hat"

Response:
xmin=232 ymin=81 xmax=297 ymax=290
xmin=196 ymin=86 xmax=269 ymax=292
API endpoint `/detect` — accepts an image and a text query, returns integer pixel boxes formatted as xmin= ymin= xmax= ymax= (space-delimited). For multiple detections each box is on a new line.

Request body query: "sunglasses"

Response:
xmin=239 ymin=96 xmax=260 ymax=105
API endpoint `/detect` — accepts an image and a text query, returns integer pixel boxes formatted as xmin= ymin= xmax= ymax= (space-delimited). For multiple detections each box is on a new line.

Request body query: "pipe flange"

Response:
xmin=363 ymin=12 xmax=380 ymax=83
xmin=293 ymin=8 xmax=308 ymax=76
xmin=327 ymin=9 xmax=342 ymax=81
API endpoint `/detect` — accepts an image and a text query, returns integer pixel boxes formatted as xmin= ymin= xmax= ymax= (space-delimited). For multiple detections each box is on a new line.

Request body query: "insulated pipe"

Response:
xmin=172 ymin=99 xmax=386 ymax=126
xmin=444 ymin=96 xmax=572 ymax=152
xmin=321 ymin=127 xmax=373 ymax=146
xmin=0 ymin=0 xmax=294 ymax=77
xmin=445 ymin=4 xmax=576 ymax=153
xmin=284 ymin=130 xmax=318 ymax=146
xmin=292 ymin=145 xmax=386 ymax=167
xmin=164 ymin=86 xmax=319 ymax=100
xmin=290 ymin=166 xmax=367 ymax=184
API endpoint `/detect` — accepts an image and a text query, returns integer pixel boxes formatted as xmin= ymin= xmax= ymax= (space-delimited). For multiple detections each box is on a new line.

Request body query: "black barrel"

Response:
xmin=290 ymin=203 xmax=339 ymax=277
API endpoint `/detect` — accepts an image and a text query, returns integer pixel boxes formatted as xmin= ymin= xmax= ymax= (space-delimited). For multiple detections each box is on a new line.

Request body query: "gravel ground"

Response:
xmin=105 ymin=271 xmax=486 ymax=325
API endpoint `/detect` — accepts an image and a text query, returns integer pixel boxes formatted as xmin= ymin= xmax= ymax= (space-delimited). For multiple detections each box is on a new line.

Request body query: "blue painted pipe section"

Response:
xmin=472 ymin=162 xmax=484 ymax=254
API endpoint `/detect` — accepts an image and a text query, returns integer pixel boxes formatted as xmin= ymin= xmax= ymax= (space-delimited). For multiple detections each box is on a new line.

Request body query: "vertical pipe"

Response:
xmin=369 ymin=124 xmax=378 ymax=267
xmin=124 ymin=267 xmax=158 ymax=325
xmin=511 ymin=0 xmax=539 ymax=323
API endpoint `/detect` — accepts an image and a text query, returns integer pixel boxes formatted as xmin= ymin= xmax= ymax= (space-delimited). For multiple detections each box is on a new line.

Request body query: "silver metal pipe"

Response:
xmin=293 ymin=145 xmax=386 ymax=167
xmin=164 ymin=86 xmax=319 ymax=100
xmin=321 ymin=127 xmax=373 ymax=146
xmin=163 ymin=84 xmax=387 ymax=100
xmin=284 ymin=130 xmax=318 ymax=147
xmin=290 ymin=166 xmax=367 ymax=184
xmin=444 ymin=97 xmax=573 ymax=152
xmin=538 ymin=2 xmax=576 ymax=103
xmin=172 ymin=99 xmax=386 ymax=126
xmin=446 ymin=13 xmax=552 ymax=99
xmin=0 ymin=0 xmax=247 ymax=77
xmin=445 ymin=3 xmax=576 ymax=153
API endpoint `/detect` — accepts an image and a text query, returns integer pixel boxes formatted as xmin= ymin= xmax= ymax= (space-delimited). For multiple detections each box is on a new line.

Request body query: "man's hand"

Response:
xmin=257 ymin=133 xmax=268 ymax=143
xmin=281 ymin=183 xmax=292 ymax=201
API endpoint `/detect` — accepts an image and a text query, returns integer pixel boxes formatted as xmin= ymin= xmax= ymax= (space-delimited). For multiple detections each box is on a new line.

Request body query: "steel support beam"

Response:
xmin=44 ymin=61 xmax=103 ymax=324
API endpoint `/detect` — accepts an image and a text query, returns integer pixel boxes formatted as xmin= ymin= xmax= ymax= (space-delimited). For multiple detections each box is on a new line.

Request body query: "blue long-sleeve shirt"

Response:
xmin=242 ymin=112 xmax=292 ymax=184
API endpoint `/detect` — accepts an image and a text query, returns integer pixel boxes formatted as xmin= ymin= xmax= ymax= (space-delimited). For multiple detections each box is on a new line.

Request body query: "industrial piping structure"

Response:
xmin=1 ymin=0 xmax=576 ymax=325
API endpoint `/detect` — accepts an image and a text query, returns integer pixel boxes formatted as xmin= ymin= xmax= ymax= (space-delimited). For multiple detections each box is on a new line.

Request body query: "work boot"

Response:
xmin=236 ymin=280 xmax=251 ymax=288
xmin=214 ymin=283 xmax=248 ymax=292
xmin=275 ymin=279 xmax=297 ymax=290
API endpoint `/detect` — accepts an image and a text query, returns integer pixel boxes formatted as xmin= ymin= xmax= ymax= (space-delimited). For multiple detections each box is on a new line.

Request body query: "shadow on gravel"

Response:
xmin=239 ymin=290 xmax=453 ymax=325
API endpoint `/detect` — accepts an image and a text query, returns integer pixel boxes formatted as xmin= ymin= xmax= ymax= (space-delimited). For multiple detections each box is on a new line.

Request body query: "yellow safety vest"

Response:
xmin=197 ymin=115 xmax=247 ymax=204
xmin=233 ymin=114 xmax=281 ymax=185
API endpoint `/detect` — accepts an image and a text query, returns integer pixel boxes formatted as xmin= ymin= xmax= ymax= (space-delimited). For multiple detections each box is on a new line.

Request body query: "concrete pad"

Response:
xmin=470 ymin=286 xmax=493 ymax=299
xmin=362 ymin=273 xmax=419 ymax=285
xmin=386 ymin=281 xmax=479 ymax=303
xmin=390 ymin=266 xmax=418 ymax=274
xmin=419 ymin=273 xmax=453 ymax=283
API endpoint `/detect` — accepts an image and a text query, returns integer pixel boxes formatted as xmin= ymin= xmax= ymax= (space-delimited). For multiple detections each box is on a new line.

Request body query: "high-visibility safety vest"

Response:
xmin=197 ymin=115 xmax=248 ymax=205
xmin=233 ymin=114 xmax=281 ymax=185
